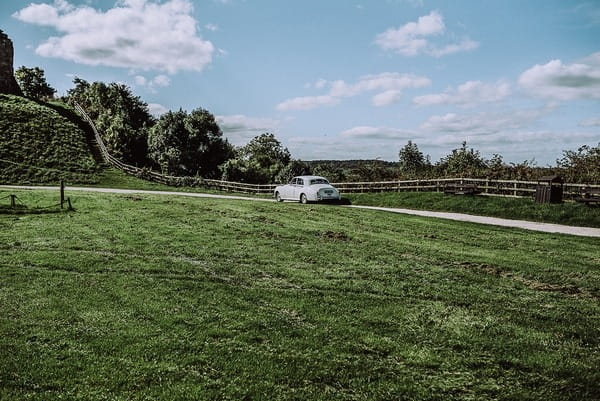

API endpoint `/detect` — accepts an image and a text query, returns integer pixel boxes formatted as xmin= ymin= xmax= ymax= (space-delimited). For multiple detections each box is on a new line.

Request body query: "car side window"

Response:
xmin=297 ymin=178 xmax=304 ymax=186
xmin=290 ymin=178 xmax=297 ymax=185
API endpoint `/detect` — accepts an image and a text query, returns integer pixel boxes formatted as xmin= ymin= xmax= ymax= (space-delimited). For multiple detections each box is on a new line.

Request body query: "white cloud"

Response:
xmin=375 ymin=11 xmax=444 ymax=56
xmin=416 ymin=130 xmax=600 ymax=151
xmin=579 ymin=117 xmax=600 ymax=127
xmin=419 ymin=109 xmax=546 ymax=135
xmin=414 ymin=80 xmax=511 ymax=107
xmin=276 ymin=95 xmax=340 ymax=111
xmin=288 ymin=136 xmax=391 ymax=161
xmin=217 ymin=114 xmax=281 ymax=145
xmin=134 ymin=74 xmax=171 ymax=91
xmin=314 ymin=78 xmax=328 ymax=89
xmin=277 ymin=72 xmax=431 ymax=111
xmin=148 ymin=103 xmax=168 ymax=117
xmin=340 ymin=125 xmax=414 ymax=139
xmin=372 ymin=90 xmax=403 ymax=106
xmin=518 ymin=54 xmax=600 ymax=101
xmin=375 ymin=11 xmax=479 ymax=57
xmin=13 ymin=0 xmax=214 ymax=73
xmin=427 ymin=38 xmax=479 ymax=57
xmin=330 ymin=73 xmax=431 ymax=97
xmin=204 ymin=23 xmax=219 ymax=31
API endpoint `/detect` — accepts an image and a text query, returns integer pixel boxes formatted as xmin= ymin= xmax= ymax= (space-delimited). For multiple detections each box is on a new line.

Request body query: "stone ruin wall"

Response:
xmin=0 ymin=30 xmax=23 ymax=96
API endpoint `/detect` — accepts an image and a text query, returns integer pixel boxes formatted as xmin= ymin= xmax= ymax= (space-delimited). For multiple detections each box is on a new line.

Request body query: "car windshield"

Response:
xmin=310 ymin=178 xmax=329 ymax=185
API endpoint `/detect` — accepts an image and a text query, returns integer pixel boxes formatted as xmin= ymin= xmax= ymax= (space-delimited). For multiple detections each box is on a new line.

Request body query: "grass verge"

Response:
xmin=1 ymin=190 xmax=599 ymax=400
xmin=347 ymin=191 xmax=600 ymax=228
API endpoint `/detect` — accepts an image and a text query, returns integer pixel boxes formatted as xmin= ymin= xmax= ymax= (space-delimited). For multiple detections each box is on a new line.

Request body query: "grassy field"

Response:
xmin=347 ymin=192 xmax=600 ymax=228
xmin=1 ymin=189 xmax=598 ymax=400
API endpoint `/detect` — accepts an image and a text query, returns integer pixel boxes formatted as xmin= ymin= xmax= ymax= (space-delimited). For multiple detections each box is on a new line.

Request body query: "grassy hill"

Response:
xmin=1 ymin=190 xmax=598 ymax=400
xmin=0 ymin=94 xmax=101 ymax=184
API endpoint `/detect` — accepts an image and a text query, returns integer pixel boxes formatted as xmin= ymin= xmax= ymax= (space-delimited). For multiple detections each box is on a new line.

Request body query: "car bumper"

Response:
xmin=317 ymin=195 xmax=341 ymax=202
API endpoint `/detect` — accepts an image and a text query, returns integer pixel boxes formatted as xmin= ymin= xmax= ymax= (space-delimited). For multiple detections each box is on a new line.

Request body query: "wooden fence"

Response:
xmin=74 ymin=103 xmax=599 ymax=200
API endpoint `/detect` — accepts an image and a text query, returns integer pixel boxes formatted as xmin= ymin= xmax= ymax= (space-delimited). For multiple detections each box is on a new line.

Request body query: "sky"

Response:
xmin=1 ymin=0 xmax=600 ymax=165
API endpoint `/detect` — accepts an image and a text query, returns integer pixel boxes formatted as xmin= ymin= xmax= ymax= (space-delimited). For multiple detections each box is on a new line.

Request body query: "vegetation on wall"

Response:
xmin=0 ymin=94 xmax=100 ymax=184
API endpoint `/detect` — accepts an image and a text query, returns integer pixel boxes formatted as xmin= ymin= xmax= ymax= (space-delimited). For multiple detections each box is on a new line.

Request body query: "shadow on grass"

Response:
xmin=0 ymin=206 xmax=73 ymax=215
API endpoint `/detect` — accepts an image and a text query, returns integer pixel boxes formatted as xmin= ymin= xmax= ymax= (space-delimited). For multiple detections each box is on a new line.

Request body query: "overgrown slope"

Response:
xmin=0 ymin=94 xmax=101 ymax=184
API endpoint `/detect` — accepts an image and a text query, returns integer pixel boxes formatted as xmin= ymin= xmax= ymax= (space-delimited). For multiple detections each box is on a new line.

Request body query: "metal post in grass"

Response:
xmin=60 ymin=180 xmax=65 ymax=209
xmin=67 ymin=197 xmax=73 ymax=211
xmin=10 ymin=194 xmax=16 ymax=208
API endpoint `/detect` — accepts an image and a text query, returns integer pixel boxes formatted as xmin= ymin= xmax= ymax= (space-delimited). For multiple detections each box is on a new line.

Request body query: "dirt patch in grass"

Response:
xmin=454 ymin=261 xmax=597 ymax=300
xmin=319 ymin=231 xmax=350 ymax=241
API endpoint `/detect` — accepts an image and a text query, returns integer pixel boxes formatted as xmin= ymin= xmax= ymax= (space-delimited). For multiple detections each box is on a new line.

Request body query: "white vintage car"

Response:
xmin=274 ymin=175 xmax=341 ymax=203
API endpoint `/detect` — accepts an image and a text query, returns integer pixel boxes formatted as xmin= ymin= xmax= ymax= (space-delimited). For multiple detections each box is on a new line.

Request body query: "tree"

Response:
xmin=275 ymin=159 xmax=311 ymax=183
xmin=148 ymin=108 xmax=233 ymax=177
xmin=437 ymin=141 xmax=487 ymax=177
xmin=240 ymin=133 xmax=291 ymax=169
xmin=14 ymin=66 xmax=56 ymax=100
xmin=66 ymin=78 xmax=154 ymax=166
xmin=398 ymin=141 xmax=430 ymax=177
xmin=220 ymin=133 xmax=292 ymax=184
xmin=557 ymin=144 xmax=600 ymax=183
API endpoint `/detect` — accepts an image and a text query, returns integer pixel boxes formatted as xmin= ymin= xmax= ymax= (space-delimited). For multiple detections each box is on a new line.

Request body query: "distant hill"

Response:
xmin=0 ymin=94 xmax=102 ymax=184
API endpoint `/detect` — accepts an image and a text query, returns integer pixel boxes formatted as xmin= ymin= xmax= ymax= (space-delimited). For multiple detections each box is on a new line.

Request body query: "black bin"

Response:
xmin=535 ymin=175 xmax=563 ymax=203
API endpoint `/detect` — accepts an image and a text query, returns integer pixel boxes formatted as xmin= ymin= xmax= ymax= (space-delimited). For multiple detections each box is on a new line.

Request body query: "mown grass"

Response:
xmin=1 ymin=189 xmax=599 ymax=400
xmin=347 ymin=191 xmax=600 ymax=228
xmin=0 ymin=95 xmax=101 ymax=184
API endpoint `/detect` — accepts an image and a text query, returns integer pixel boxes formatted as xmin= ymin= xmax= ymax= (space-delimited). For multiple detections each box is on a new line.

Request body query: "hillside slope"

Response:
xmin=0 ymin=94 xmax=101 ymax=184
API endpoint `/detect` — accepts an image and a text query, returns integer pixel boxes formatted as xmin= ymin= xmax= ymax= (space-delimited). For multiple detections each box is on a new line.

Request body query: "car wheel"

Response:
xmin=275 ymin=192 xmax=283 ymax=202
xmin=300 ymin=193 xmax=308 ymax=204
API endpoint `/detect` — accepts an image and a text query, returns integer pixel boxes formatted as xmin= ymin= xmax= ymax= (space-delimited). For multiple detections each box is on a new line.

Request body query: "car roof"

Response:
xmin=295 ymin=175 xmax=327 ymax=181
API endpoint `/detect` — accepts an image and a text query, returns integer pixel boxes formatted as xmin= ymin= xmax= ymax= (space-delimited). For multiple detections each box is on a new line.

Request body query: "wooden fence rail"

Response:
xmin=74 ymin=103 xmax=599 ymax=200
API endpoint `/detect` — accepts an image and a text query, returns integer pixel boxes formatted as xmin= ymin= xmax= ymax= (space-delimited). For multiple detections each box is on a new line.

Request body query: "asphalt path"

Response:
xmin=2 ymin=185 xmax=600 ymax=238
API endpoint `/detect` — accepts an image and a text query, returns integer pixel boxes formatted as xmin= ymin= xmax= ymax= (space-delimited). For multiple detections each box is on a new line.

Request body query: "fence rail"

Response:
xmin=74 ymin=103 xmax=599 ymax=200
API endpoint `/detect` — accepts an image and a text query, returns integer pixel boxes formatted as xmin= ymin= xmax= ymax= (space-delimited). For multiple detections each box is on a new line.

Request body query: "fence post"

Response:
xmin=67 ymin=197 xmax=73 ymax=211
xmin=513 ymin=182 xmax=517 ymax=197
xmin=10 ymin=194 xmax=16 ymax=208
xmin=60 ymin=180 xmax=65 ymax=209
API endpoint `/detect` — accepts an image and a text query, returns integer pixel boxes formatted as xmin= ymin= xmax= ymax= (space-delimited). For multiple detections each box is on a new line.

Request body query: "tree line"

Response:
xmin=13 ymin=66 xmax=600 ymax=184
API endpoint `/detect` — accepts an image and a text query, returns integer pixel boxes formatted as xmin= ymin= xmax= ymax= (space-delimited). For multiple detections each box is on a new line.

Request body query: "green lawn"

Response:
xmin=1 ymin=190 xmax=599 ymax=400
xmin=347 ymin=191 xmax=600 ymax=228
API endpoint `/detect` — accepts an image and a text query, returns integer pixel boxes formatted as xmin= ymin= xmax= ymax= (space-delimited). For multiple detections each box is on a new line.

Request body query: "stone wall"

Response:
xmin=0 ymin=30 xmax=23 ymax=96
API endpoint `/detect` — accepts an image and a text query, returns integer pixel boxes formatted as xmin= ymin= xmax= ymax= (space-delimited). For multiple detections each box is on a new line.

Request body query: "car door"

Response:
xmin=293 ymin=177 xmax=304 ymax=199
xmin=282 ymin=178 xmax=296 ymax=199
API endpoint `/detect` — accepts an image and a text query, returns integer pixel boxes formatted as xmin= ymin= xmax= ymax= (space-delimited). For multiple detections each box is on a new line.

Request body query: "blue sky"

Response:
xmin=2 ymin=0 xmax=599 ymax=164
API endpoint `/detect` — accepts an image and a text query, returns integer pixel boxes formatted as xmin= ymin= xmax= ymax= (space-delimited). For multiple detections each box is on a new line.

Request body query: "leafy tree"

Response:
xmin=14 ymin=66 xmax=56 ymax=100
xmin=241 ymin=133 xmax=291 ymax=170
xmin=311 ymin=163 xmax=347 ymax=182
xmin=274 ymin=159 xmax=312 ymax=183
xmin=398 ymin=140 xmax=430 ymax=177
xmin=437 ymin=141 xmax=487 ymax=177
xmin=221 ymin=133 xmax=291 ymax=184
xmin=148 ymin=108 xmax=233 ymax=177
xmin=557 ymin=144 xmax=600 ymax=183
xmin=66 ymin=78 xmax=154 ymax=165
